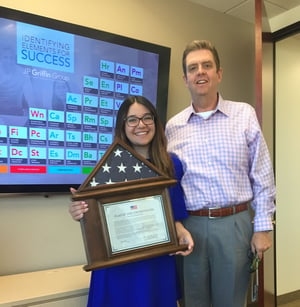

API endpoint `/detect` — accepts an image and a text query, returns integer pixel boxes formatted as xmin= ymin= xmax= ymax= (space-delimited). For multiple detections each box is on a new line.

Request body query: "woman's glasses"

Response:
xmin=125 ymin=114 xmax=154 ymax=127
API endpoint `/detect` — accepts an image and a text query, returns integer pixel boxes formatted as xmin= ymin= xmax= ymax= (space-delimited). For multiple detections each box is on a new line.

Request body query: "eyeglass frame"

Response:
xmin=124 ymin=113 xmax=155 ymax=127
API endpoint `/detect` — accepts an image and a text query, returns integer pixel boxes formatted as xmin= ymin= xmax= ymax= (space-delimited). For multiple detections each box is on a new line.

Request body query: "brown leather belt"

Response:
xmin=188 ymin=203 xmax=248 ymax=218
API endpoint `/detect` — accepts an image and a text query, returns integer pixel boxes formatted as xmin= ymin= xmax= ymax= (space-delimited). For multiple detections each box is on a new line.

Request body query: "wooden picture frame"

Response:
xmin=72 ymin=138 xmax=187 ymax=271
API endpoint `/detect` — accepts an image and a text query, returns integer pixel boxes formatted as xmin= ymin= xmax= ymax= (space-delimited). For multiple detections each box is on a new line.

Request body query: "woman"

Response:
xmin=69 ymin=95 xmax=193 ymax=307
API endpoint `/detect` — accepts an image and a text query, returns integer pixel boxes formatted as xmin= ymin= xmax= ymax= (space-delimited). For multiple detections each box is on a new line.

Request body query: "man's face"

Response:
xmin=183 ymin=49 xmax=222 ymax=99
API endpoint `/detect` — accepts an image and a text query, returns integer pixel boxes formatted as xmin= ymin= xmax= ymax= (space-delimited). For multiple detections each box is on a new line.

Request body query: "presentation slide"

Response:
xmin=0 ymin=17 xmax=160 ymax=187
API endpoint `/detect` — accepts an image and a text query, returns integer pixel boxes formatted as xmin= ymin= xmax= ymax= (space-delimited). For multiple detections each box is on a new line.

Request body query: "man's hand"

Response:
xmin=251 ymin=231 xmax=272 ymax=259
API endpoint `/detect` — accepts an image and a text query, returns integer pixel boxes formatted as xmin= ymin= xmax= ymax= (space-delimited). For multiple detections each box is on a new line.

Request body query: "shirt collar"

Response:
xmin=185 ymin=93 xmax=229 ymax=122
xmin=216 ymin=95 xmax=230 ymax=117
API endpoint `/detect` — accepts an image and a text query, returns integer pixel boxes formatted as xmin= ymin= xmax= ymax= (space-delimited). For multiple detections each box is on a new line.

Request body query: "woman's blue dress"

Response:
xmin=87 ymin=155 xmax=187 ymax=307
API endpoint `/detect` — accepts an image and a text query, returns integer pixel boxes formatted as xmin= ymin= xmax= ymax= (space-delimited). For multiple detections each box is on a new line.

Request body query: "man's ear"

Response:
xmin=217 ymin=67 xmax=223 ymax=83
xmin=183 ymin=74 xmax=188 ymax=86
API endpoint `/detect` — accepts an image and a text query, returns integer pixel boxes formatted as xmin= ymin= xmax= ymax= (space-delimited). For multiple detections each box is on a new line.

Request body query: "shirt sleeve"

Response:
xmin=247 ymin=106 xmax=276 ymax=232
xmin=168 ymin=154 xmax=188 ymax=221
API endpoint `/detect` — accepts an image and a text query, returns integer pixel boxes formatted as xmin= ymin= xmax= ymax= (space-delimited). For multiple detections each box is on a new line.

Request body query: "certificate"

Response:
xmin=103 ymin=195 xmax=170 ymax=253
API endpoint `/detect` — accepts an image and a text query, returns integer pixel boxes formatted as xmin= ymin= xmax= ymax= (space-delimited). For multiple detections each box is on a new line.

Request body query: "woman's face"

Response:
xmin=124 ymin=102 xmax=155 ymax=152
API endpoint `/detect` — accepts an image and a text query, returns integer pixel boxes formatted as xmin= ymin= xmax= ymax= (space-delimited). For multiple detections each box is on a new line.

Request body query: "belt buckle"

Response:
xmin=208 ymin=207 xmax=221 ymax=219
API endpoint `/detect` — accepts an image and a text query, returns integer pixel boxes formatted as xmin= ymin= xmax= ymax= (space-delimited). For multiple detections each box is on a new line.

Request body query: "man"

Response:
xmin=165 ymin=40 xmax=275 ymax=307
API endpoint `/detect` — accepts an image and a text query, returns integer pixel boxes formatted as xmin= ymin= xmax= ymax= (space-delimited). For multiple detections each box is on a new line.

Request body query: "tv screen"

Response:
xmin=0 ymin=7 xmax=170 ymax=193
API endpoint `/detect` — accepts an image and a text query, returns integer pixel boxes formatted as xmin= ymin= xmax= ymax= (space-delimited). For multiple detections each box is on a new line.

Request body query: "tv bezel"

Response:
xmin=0 ymin=6 xmax=171 ymax=194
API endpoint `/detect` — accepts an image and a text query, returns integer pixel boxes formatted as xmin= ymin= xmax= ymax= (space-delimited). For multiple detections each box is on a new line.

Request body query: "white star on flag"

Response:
xmin=133 ymin=163 xmax=142 ymax=173
xmin=102 ymin=163 xmax=111 ymax=173
xmin=117 ymin=163 xmax=127 ymax=173
xmin=105 ymin=179 xmax=115 ymax=184
xmin=114 ymin=148 xmax=122 ymax=157
xmin=90 ymin=177 xmax=99 ymax=187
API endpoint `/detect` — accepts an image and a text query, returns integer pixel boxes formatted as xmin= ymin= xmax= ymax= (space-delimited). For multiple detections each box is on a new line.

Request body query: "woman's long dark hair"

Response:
xmin=115 ymin=96 xmax=174 ymax=178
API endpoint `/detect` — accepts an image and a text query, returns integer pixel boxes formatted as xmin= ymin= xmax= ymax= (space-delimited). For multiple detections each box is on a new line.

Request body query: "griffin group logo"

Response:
xmin=16 ymin=22 xmax=74 ymax=73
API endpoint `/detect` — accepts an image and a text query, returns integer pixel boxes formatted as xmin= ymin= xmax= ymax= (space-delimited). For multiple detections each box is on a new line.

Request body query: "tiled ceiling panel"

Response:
xmin=187 ymin=0 xmax=300 ymax=31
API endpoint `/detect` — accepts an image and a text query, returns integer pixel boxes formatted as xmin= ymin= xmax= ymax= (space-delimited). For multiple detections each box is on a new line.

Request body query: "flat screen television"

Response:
xmin=0 ymin=7 xmax=170 ymax=194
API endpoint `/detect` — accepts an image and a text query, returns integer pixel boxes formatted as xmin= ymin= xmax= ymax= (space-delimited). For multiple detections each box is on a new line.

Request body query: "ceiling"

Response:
xmin=187 ymin=0 xmax=300 ymax=32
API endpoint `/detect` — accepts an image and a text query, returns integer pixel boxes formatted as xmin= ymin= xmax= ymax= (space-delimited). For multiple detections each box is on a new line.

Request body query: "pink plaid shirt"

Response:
xmin=166 ymin=95 xmax=275 ymax=232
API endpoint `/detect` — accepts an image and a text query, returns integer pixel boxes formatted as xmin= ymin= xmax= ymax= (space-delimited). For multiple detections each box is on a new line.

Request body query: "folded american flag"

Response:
xmin=88 ymin=141 xmax=159 ymax=187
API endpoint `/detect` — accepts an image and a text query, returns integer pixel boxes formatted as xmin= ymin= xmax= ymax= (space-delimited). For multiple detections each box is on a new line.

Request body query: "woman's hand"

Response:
xmin=69 ymin=187 xmax=89 ymax=221
xmin=174 ymin=221 xmax=194 ymax=256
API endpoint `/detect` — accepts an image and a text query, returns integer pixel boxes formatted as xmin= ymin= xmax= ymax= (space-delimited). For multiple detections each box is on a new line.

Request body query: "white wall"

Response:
xmin=0 ymin=193 xmax=86 ymax=274
xmin=1 ymin=0 xmax=256 ymax=277
xmin=262 ymin=41 xmax=276 ymax=296
xmin=275 ymin=36 xmax=300 ymax=295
